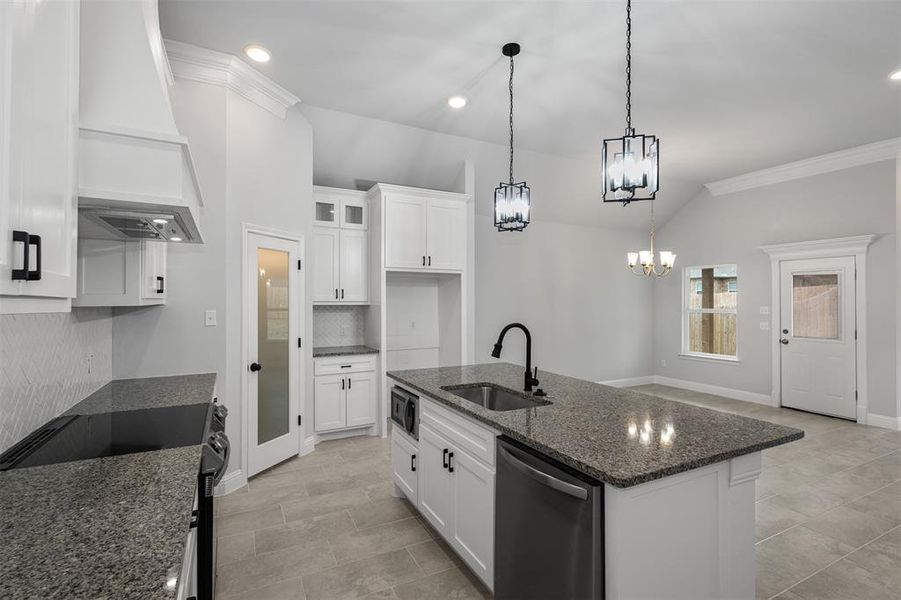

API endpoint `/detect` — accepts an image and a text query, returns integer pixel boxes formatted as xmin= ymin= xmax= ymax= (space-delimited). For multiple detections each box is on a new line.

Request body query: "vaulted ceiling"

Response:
xmin=160 ymin=0 xmax=900 ymax=224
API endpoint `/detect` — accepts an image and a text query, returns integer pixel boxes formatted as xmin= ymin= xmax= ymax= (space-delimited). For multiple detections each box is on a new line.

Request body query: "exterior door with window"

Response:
xmin=246 ymin=231 xmax=303 ymax=476
xmin=779 ymin=257 xmax=856 ymax=419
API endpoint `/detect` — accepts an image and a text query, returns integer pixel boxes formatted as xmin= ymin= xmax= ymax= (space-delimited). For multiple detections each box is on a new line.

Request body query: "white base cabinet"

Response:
xmin=73 ymin=238 xmax=167 ymax=307
xmin=389 ymin=387 xmax=495 ymax=592
xmin=314 ymin=355 xmax=377 ymax=433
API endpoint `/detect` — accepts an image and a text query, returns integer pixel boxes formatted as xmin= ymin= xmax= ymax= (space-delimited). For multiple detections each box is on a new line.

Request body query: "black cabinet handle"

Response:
xmin=348 ymin=377 xmax=352 ymax=390
xmin=341 ymin=378 xmax=345 ymax=390
xmin=448 ymin=451 xmax=455 ymax=473
xmin=422 ymin=256 xmax=425 ymax=266
xmin=341 ymin=288 xmax=344 ymax=299
xmin=340 ymin=365 xmax=352 ymax=369
xmin=26 ymin=234 xmax=41 ymax=281
xmin=156 ymin=276 xmax=164 ymax=294
xmin=249 ymin=362 xmax=262 ymax=372
xmin=11 ymin=230 xmax=28 ymax=281
xmin=335 ymin=288 xmax=338 ymax=299
xmin=428 ymin=256 xmax=431 ymax=266
xmin=411 ymin=454 xmax=416 ymax=472
xmin=442 ymin=448 xmax=448 ymax=469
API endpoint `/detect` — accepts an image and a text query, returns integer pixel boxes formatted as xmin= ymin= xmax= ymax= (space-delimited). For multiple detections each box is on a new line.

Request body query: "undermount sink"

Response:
xmin=442 ymin=383 xmax=551 ymax=412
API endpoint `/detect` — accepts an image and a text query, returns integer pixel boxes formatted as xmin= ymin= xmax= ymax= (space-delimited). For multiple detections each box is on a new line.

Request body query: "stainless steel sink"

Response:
xmin=441 ymin=383 xmax=551 ymax=411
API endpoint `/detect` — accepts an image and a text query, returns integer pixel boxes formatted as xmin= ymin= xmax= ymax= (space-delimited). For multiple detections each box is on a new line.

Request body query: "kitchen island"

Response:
xmin=387 ymin=363 xmax=803 ymax=600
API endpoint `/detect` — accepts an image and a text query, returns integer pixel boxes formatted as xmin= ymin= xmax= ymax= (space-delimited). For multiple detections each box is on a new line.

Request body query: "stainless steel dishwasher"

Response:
xmin=495 ymin=436 xmax=604 ymax=600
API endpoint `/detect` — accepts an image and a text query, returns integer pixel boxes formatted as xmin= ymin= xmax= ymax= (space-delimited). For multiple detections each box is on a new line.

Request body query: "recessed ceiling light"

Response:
xmin=244 ymin=45 xmax=271 ymax=63
xmin=447 ymin=96 xmax=467 ymax=109
xmin=170 ymin=237 xmax=182 ymax=242
xmin=890 ymin=69 xmax=901 ymax=81
xmin=152 ymin=218 xmax=168 ymax=225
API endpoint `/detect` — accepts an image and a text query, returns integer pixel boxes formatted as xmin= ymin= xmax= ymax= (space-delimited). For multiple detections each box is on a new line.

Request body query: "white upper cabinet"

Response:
xmin=73 ymin=239 xmax=167 ymax=307
xmin=0 ymin=0 xmax=79 ymax=309
xmin=378 ymin=187 xmax=468 ymax=272
xmin=426 ymin=198 xmax=466 ymax=271
xmin=312 ymin=186 xmax=369 ymax=304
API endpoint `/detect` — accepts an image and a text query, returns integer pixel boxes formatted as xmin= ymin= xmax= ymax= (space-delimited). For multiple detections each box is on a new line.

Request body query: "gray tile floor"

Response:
xmin=215 ymin=385 xmax=901 ymax=599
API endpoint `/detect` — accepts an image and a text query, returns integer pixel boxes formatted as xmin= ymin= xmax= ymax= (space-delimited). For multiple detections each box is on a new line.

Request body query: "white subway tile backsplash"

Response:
xmin=313 ymin=305 xmax=365 ymax=347
xmin=0 ymin=308 xmax=112 ymax=452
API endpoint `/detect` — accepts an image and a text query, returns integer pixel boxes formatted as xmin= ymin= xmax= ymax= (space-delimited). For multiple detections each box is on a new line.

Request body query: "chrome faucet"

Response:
xmin=491 ymin=322 xmax=540 ymax=392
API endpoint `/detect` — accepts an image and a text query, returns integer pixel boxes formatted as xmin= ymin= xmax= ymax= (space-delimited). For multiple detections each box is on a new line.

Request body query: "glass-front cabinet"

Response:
xmin=313 ymin=187 xmax=368 ymax=230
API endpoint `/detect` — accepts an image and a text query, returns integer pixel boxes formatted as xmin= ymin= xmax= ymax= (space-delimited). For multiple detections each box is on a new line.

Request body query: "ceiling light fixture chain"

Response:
xmin=494 ymin=42 xmax=531 ymax=232
xmin=625 ymin=0 xmax=632 ymax=135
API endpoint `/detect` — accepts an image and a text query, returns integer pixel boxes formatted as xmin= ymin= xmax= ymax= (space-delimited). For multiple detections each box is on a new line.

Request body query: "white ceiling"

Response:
xmin=159 ymin=0 xmax=900 ymax=223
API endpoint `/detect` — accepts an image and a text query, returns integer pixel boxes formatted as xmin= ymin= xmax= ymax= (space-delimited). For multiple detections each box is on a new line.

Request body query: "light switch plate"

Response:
xmin=760 ymin=321 xmax=770 ymax=330
xmin=205 ymin=310 xmax=217 ymax=327
xmin=759 ymin=306 xmax=770 ymax=315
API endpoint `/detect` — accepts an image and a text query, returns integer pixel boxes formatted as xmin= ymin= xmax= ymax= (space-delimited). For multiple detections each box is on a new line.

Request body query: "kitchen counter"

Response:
xmin=0 ymin=373 xmax=216 ymax=599
xmin=387 ymin=363 xmax=802 ymax=488
xmin=313 ymin=344 xmax=379 ymax=357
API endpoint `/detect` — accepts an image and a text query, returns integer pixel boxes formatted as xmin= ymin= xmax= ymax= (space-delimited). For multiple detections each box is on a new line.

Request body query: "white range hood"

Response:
xmin=77 ymin=0 xmax=204 ymax=243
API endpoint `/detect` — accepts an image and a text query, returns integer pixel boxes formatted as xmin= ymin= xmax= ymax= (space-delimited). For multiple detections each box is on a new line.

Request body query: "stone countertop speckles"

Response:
xmin=65 ymin=373 xmax=218 ymax=415
xmin=0 ymin=446 xmax=201 ymax=599
xmin=387 ymin=363 xmax=803 ymax=488
xmin=1 ymin=373 xmax=217 ymax=599
xmin=313 ymin=345 xmax=380 ymax=357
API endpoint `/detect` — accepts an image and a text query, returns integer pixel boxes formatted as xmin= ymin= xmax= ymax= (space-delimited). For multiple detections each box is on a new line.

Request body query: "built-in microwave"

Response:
xmin=390 ymin=386 xmax=418 ymax=440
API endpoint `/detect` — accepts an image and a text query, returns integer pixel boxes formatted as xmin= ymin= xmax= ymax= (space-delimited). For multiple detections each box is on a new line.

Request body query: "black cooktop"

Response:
xmin=0 ymin=403 xmax=211 ymax=471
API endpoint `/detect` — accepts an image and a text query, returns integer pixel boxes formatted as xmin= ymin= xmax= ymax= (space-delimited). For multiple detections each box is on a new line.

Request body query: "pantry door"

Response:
xmin=245 ymin=229 xmax=303 ymax=476
xmin=779 ymin=257 xmax=856 ymax=419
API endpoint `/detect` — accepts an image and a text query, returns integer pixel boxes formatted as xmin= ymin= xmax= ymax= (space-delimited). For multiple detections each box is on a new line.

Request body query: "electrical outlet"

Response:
xmin=759 ymin=306 xmax=770 ymax=315
xmin=205 ymin=310 xmax=217 ymax=326
xmin=87 ymin=353 xmax=93 ymax=374
xmin=661 ymin=359 xmax=667 ymax=368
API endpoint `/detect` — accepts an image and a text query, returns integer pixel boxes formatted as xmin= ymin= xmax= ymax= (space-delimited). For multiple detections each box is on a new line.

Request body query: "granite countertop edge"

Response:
xmin=312 ymin=345 xmax=380 ymax=357
xmin=387 ymin=366 xmax=804 ymax=489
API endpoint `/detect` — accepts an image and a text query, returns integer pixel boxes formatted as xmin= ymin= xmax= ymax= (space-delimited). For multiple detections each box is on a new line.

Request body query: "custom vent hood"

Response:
xmin=77 ymin=0 xmax=204 ymax=243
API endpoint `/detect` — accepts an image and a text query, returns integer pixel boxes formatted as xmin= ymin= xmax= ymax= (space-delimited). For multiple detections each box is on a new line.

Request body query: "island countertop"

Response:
xmin=0 ymin=373 xmax=216 ymax=600
xmin=387 ymin=363 xmax=803 ymax=488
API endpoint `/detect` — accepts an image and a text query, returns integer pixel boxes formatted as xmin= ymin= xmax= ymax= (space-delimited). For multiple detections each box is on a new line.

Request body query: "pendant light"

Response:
xmin=602 ymin=0 xmax=659 ymax=205
xmin=495 ymin=42 xmax=530 ymax=232
xmin=627 ymin=201 xmax=675 ymax=277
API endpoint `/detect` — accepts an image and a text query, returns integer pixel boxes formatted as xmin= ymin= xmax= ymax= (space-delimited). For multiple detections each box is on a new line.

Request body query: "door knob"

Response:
xmin=780 ymin=339 xmax=789 ymax=345
xmin=250 ymin=362 xmax=262 ymax=372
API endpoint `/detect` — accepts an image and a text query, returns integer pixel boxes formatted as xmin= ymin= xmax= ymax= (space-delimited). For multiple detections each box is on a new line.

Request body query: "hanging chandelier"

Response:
xmin=495 ymin=42 xmax=530 ymax=232
xmin=602 ymin=0 xmax=659 ymax=205
xmin=627 ymin=201 xmax=675 ymax=276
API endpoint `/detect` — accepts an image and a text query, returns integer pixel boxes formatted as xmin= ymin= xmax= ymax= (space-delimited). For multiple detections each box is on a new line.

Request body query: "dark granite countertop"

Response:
xmin=387 ymin=363 xmax=803 ymax=488
xmin=313 ymin=344 xmax=380 ymax=357
xmin=0 ymin=373 xmax=216 ymax=599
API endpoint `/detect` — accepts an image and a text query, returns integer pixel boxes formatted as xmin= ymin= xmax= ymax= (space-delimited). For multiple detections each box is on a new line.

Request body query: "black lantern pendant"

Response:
xmin=495 ymin=42 xmax=531 ymax=232
xmin=602 ymin=0 xmax=659 ymax=205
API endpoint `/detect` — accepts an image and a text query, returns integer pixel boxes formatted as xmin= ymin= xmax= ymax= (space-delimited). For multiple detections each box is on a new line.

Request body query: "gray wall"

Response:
xmin=652 ymin=160 xmax=896 ymax=418
xmin=301 ymin=104 xmax=655 ymax=383
xmin=0 ymin=308 xmax=112 ymax=452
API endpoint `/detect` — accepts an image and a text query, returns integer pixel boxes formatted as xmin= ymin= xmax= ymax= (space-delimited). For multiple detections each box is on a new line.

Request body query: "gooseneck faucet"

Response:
xmin=491 ymin=322 xmax=540 ymax=392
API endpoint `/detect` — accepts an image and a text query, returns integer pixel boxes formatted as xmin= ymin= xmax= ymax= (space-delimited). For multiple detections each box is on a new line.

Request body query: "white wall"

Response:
xmin=301 ymin=105 xmax=655 ymax=383
xmin=652 ymin=160 xmax=896 ymax=418
xmin=112 ymin=78 xmax=313 ymax=480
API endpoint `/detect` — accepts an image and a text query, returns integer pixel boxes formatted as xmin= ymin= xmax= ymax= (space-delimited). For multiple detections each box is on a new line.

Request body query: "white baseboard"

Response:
xmin=301 ymin=436 xmax=316 ymax=456
xmin=602 ymin=375 xmax=776 ymax=407
xmin=866 ymin=413 xmax=901 ymax=431
xmin=599 ymin=376 xmax=656 ymax=388
xmin=215 ymin=469 xmax=247 ymax=496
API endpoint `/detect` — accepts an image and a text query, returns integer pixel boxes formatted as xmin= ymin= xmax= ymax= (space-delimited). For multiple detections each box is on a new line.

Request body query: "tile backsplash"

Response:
xmin=0 ymin=308 xmax=112 ymax=453
xmin=313 ymin=305 xmax=366 ymax=347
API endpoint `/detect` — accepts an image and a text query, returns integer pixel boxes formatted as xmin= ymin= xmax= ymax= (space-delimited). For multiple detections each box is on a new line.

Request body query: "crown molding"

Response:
xmin=706 ymin=138 xmax=901 ymax=197
xmin=759 ymin=234 xmax=876 ymax=260
xmin=164 ymin=39 xmax=300 ymax=119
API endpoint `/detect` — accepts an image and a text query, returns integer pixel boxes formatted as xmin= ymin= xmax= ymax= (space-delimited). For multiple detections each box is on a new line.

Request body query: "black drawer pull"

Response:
xmin=26 ymin=234 xmax=41 ymax=281
xmin=340 ymin=364 xmax=352 ymax=369
xmin=156 ymin=276 xmax=164 ymax=293
xmin=411 ymin=454 xmax=416 ymax=472
xmin=448 ymin=451 xmax=455 ymax=473
xmin=11 ymin=230 xmax=28 ymax=281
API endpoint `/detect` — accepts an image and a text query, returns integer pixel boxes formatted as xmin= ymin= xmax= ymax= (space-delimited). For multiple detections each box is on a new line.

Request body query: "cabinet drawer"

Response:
xmin=314 ymin=355 xmax=376 ymax=376
xmin=420 ymin=397 xmax=497 ymax=467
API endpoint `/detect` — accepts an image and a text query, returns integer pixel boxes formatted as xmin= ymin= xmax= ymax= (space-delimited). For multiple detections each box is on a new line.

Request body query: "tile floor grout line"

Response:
xmin=767 ymin=522 xmax=901 ymax=600
xmin=754 ymin=473 xmax=901 ymax=546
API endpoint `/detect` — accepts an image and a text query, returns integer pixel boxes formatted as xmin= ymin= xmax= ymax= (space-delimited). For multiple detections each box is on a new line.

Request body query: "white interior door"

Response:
xmin=246 ymin=231 xmax=302 ymax=476
xmin=779 ymin=257 xmax=856 ymax=419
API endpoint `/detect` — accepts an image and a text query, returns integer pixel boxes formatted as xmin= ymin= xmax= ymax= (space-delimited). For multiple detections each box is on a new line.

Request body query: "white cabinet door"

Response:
xmin=417 ymin=424 xmax=452 ymax=535
xmin=385 ymin=194 xmax=428 ymax=269
xmin=391 ymin=432 xmax=418 ymax=504
xmin=426 ymin=198 xmax=466 ymax=271
xmin=448 ymin=444 xmax=495 ymax=589
xmin=141 ymin=241 xmax=167 ymax=300
xmin=314 ymin=375 xmax=346 ymax=432
xmin=339 ymin=198 xmax=368 ymax=230
xmin=345 ymin=371 xmax=375 ymax=427
xmin=312 ymin=228 xmax=339 ymax=302
xmin=1 ymin=0 xmax=78 ymax=300
xmin=339 ymin=229 xmax=367 ymax=302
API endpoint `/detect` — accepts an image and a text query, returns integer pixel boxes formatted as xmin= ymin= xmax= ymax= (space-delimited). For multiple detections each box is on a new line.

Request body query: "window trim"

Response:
xmin=681 ymin=264 xmax=739 ymax=361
